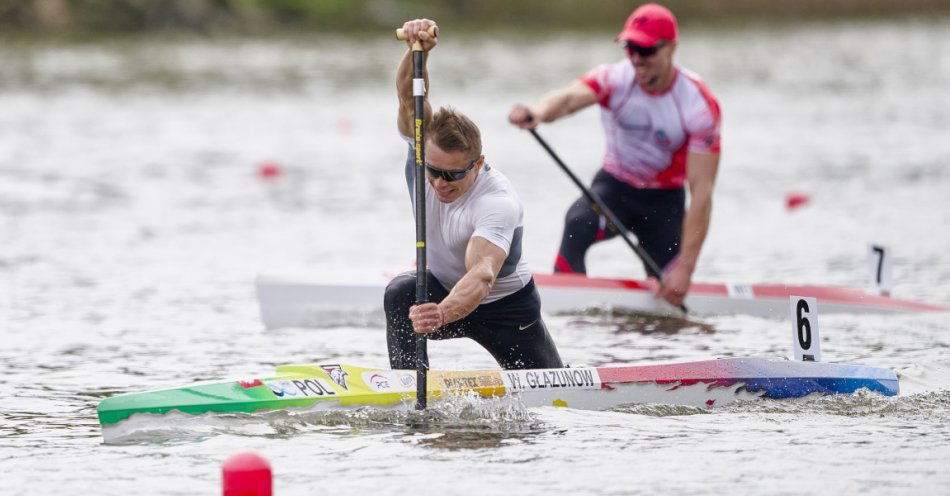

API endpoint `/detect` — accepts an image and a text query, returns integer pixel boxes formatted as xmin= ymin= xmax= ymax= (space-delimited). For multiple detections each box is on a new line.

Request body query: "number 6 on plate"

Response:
xmin=790 ymin=296 xmax=822 ymax=362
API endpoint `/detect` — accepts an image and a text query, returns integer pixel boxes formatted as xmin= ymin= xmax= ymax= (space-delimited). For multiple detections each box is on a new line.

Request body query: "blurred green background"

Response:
xmin=3 ymin=0 xmax=949 ymax=34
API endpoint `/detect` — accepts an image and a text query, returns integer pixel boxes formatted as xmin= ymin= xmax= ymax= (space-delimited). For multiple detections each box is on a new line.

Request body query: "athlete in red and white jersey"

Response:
xmin=581 ymin=61 xmax=720 ymax=189
xmin=509 ymin=3 xmax=721 ymax=307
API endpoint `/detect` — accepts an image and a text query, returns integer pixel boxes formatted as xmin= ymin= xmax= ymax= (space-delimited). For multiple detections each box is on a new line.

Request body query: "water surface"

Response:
xmin=2 ymin=18 xmax=950 ymax=495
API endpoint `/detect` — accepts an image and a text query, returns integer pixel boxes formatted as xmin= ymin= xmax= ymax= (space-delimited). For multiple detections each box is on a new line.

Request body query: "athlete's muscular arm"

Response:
xmin=396 ymin=19 xmax=436 ymax=138
xmin=409 ymin=237 xmax=506 ymax=333
xmin=508 ymin=80 xmax=599 ymax=129
xmin=658 ymin=151 xmax=719 ymax=307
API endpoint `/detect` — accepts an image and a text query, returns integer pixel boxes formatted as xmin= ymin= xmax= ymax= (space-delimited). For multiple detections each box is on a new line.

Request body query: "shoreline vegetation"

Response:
xmin=2 ymin=0 xmax=950 ymax=36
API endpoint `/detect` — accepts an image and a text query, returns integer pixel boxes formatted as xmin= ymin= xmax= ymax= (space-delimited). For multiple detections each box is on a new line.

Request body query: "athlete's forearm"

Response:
xmin=676 ymin=195 xmax=711 ymax=273
xmin=438 ymin=260 xmax=496 ymax=324
xmin=532 ymin=81 xmax=597 ymax=123
xmin=676 ymin=152 xmax=719 ymax=274
xmin=396 ymin=50 xmax=431 ymax=137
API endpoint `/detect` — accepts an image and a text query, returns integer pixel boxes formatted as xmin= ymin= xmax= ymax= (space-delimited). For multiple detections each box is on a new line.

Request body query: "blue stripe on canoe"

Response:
xmin=743 ymin=377 xmax=899 ymax=398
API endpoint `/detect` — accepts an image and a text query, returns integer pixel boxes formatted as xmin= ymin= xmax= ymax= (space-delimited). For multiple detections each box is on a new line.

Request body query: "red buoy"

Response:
xmin=222 ymin=451 xmax=272 ymax=496
xmin=257 ymin=162 xmax=282 ymax=180
xmin=785 ymin=192 xmax=810 ymax=210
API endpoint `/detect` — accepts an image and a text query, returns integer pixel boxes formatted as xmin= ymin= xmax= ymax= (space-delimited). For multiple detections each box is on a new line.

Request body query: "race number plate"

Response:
xmin=789 ymin=296 xmax=822 ymax=362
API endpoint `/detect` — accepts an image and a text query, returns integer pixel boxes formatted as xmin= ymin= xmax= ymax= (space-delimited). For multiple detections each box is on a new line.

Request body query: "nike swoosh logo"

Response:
xmin=518 ymin=319 xmax=539 ymax=331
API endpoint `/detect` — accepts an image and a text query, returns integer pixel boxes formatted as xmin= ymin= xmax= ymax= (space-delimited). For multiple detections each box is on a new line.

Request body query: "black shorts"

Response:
xmin=384 ymin=272 xmax=563 ymax=370
xmin=555 ymin=169 xmax=685 ymax=275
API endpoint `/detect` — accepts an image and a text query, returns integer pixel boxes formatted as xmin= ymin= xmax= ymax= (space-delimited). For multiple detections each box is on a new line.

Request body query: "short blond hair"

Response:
xmin=427 ymin=107 xmax=482 ymax=159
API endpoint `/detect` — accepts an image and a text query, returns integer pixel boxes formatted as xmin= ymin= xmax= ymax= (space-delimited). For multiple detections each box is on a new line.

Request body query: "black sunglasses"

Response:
xmin=424 ymin=158 xmax=477 ymax=182
xmin=624 ymin=41 xmax=665 ymax=58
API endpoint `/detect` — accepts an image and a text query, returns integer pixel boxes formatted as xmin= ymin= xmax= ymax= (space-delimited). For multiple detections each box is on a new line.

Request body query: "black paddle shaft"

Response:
xmin=527 ymin=127 xmax=689 ymax=314
xmin=411 ymin=48 xmax=429 ymax=410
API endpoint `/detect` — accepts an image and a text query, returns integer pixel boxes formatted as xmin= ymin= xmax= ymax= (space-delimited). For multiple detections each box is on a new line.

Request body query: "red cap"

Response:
xmin=616 ymin=3 xmax=678 ymax=46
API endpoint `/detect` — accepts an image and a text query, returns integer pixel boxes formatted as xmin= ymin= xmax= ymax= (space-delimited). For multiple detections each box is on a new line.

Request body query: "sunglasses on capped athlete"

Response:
xmin=424 ymin=158 xmax=477 ymax=182
xmin=623 ymin=41 xmax=666 ymax=58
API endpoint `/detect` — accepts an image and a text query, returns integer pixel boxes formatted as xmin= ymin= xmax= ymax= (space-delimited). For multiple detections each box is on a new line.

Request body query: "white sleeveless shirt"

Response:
xmin=403 ymin=145 xmax=532 ymax=303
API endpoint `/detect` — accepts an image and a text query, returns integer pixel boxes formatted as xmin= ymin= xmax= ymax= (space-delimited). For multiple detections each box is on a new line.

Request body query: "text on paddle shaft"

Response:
xmin=504 ymin=369 xmax=598 ymax=391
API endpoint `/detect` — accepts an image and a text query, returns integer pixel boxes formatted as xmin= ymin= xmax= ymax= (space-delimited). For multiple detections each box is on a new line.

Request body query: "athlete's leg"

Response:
xmin=554 ymin=169 xmax=626 ymax=274
xmin=469 ymin=317 xmax=563 ymax=369
xmin=624 ymin=188 xmax=685 ymax=272
xmin=554 ymin=196 xmax=600 ymax=273
xmin=554 ymin=170 xmax=638 ymax=273
xmin=383 ymin=271 xmax=450 ymax=369
xmin=464 ymin=281 xmax=564 ymax=369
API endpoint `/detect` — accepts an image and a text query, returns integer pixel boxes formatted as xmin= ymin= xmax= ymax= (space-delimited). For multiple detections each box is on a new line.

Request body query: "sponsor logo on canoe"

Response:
xmin=266 ymin=379 xmax=337 ymax=399
xmin=266 ymin=380 xmax=298 ymax=398
xmin=502 ymin=368 xmax=601 ymax=392
xmin=437 ymin=372 xmax=504 ymax=390
xmin=321 ymin=364 xmax=349 ymax=391
xmin=726 ymin=283 xmax=754 ymax=299
xmin=369 ymin=373 xmax=390 ymax=390
xmin=361 ymin=371 xmax=415 ymax=392
xmin=367 ymin=373 xmax=390 ymax=391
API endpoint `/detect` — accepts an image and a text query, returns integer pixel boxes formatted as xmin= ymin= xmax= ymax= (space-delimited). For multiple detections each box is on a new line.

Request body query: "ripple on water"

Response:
xmin=606 ymin=388 xmax=950 ymax=421
xmin=723 ymin=388 xmax=950 ymax=418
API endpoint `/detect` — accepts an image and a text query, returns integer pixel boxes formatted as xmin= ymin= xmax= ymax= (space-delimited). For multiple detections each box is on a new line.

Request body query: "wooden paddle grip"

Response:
xmin=395 ymin=25 xmax=439 ymax=45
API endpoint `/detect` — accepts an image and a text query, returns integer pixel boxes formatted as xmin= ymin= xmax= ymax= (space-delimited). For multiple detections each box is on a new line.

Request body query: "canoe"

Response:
xmin=98 ymin=357 xmax=898 ymax=442
xmin=255 ymin=272 xmax=947 ymax=329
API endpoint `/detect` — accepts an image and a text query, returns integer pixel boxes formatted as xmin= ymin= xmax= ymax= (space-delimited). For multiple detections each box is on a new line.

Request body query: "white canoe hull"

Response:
xmin=256 ymin=272 xmax=947 ymax=329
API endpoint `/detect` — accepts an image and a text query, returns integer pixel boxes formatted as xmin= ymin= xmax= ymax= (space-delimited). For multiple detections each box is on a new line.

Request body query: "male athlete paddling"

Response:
xmin=509 ymin=3 xmax=722 ymax=308
xmin=385 ymin=19 xmax=563 ymax=370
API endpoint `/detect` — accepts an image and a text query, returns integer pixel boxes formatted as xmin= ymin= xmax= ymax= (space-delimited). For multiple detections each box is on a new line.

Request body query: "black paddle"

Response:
xmin=526 ymin=125 xmax=689 ymax=314
xmin=396 ymin=25 xmax=437 ymax=410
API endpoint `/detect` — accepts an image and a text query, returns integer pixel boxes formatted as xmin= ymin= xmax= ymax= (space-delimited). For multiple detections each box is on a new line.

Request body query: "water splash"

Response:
xmin=100 ymin=391 xmax=544 ymax=445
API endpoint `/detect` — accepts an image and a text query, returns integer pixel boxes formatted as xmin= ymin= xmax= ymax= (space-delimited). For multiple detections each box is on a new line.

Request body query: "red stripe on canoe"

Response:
xmin=532 ymin=273 xmax=948 ymax=312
